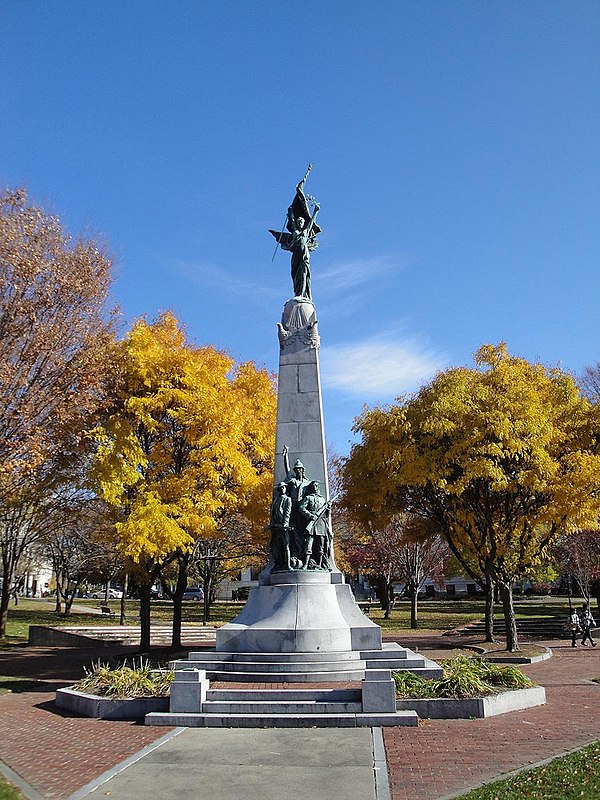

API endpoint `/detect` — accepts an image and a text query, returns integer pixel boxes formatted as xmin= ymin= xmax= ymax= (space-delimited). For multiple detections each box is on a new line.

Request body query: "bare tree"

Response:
xmin=580 ymin=363 xmax=600 ymax=402
xmin=553 ymin=530 xmax=600 ymax=606
xmin=43 ymin=495 xmax=120 ymax=615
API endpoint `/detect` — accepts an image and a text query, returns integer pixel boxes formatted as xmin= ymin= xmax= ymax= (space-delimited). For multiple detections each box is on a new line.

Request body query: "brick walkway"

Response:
xmin=0 ymin=646 xmax=173 ymax=799
xmin=384 ymin=638 xmax=600 ymax=800
xmin=1 ymin=638 xmax=598 ymax=800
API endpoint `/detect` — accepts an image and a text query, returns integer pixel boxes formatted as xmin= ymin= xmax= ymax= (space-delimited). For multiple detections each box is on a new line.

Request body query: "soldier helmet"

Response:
xmin=293 ymin=460 xmax=305 ymax=469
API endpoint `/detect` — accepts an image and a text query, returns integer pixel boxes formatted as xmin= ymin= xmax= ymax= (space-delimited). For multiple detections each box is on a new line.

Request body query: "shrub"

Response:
xmin=73 ymin=659 xmax=174 ymax=699
xmin=394 ymin=655 xmax=534 ymax=699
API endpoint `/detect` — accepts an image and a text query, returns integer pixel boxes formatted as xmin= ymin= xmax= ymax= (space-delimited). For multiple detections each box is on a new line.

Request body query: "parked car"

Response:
xmin=90 ymin=589 xmax=123 ymax=599
xmin=182 ymin=586 xmax=204 ymax=601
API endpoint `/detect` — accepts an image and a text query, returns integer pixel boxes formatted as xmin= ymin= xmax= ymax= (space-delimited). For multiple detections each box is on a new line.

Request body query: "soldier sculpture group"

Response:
xmin=269 ymin=446 xmax=333 ymax=572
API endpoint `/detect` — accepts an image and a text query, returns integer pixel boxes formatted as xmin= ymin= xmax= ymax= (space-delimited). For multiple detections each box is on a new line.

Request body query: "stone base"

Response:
xmin=56 ymin=688 xmax=168 ymax=720
xmin=216 ymin=573 xmax=381 ymax=653
xmin=395 ymin=686 xmax=546 ymax=718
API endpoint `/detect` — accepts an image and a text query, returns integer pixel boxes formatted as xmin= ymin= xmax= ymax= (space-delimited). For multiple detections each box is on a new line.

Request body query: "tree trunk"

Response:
xmin=139 ymin=585 xmax=152 ymax=651
xmin=171 ymin=563 xmax=188 ymax=649
xmin=377 ymin=574 xmax=394 ymax=619
xmin=500 ymin=583 xmax=519 ymax=652
xmin=64 ymin=590 xmax=74 ymax=615
xmin=409 ymin=585 xmax=418 ymax=629
xmin=484 ymin=576 xmax=496 ymax=642
xmin=203 ymin=574 xmax=212 ymax=625
xmin=0 ymin=563 xmax=11 ymax=638
xmin=119 ymin=573 xmax=128 ymax=626
xmin=54 ymin=573 xmax=62 ymax=614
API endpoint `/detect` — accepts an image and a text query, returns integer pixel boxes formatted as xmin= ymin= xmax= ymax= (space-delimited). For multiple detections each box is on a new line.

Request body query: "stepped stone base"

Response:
xmin=216 ymin=570 xmax=381 ymax=653
xmin=146 ymin=568 xmax=443 ymax=728
xmin=145 ymin=644 xmax=442 ymax=728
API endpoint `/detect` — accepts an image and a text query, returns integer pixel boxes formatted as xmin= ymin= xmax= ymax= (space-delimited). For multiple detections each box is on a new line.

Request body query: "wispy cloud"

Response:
xmin=318 ymin=255 xmax=398 ymax=294
xmin=169 ymin=258 xmax=280 ymax=301
xmin=320 ymin=334 xmax=446 ymax=398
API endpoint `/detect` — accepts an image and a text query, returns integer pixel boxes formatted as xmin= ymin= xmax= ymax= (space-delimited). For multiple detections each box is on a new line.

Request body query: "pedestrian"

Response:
xmin=579 ymin=603 xmax=597 ymax=647
xmin=568 ymin=608 xmax=581 ymax=647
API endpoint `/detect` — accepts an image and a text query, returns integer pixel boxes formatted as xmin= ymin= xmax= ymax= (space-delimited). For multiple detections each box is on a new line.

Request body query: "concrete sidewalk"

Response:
xmin=67 ymin=728 xmax=380 ymax=800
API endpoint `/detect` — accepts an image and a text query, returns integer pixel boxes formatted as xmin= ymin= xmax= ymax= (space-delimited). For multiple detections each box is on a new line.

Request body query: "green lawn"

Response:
xmin=369 ymin=595 xmax=581 ymax=635
xmin=0 ymin=675 xmax=45 ymax=695
xmin=458 ymin=740 xmax=600 ymax=799
xmin=0 ymin=774 xmax=23 ymax=800
xmin=0 ymin=598 xmax=246 ymax=644
xmin=1 ymin=595 xmax=584 ymax=644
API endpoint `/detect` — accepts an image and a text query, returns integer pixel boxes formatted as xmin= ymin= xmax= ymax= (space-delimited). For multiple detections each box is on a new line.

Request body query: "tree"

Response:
xmin=342 ymin=343 xmax=600 ymax=651
xmin=580 ymin=362 xmax=600 ymax=402
xmin=553 ymin=530 xmax=600 ymax=606
xmin=0 ymin=189 xmax=114 ymax=637
xmin=89 ymin=313 xmax=276 ymax=649
xmin=340 ymin=513 xmax=447 ymax=625
xmin=42 ymin=494 xmax=119 ymax=615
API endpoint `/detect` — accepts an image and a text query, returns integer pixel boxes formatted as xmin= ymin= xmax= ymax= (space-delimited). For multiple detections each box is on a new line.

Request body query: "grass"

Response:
xmin=368 ymin=595 xmax=582 ymax=635
xmin=0 ymin=595 xmax=589 ymax=644
xmin=457 ymin=740 xmax=600 ymax=799
xmin=0 ymin=675 xmax=46 ymax=695
xmin=0 ymin=598 xmax=246 ymax=644
xmin=0 ymin=775 xmax=24 ymax=800
xmin=394 ymin=655 xmax=534 ymax=699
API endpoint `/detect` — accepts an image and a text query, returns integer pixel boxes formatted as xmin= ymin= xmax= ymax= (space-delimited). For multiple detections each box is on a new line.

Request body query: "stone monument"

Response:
xmin=146 ymin=168 xmax=442 ymax=728
xmin=214 ymin=165 xmax=380 ymax=653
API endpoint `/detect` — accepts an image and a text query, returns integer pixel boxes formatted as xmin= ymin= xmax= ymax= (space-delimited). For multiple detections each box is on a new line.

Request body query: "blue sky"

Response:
xmin=2 ymin=1 xmax=599 ymax=453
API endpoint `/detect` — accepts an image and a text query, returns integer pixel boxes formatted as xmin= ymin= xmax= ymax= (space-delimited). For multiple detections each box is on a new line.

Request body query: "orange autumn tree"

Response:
xmin=89 ymin=313 xmax=276 ymax=649
xmin=343 ymin=344 xmax=600 ymax=651
xmin=0 ymin=189 xmax=114 ymax=638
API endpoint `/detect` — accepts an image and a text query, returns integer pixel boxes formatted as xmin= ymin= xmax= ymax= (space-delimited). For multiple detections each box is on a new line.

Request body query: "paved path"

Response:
xmin=0 ymin=636 xmax=598 ymax=800
xmin=76 ymin=728 xmax=377 ymax=800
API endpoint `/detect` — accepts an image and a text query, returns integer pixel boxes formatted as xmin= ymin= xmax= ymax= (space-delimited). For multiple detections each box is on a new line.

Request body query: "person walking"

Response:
xmin=579 ymin=603 xmax=597 ymax=647
xmin=568 ymin=608 xmax=581 ymax=647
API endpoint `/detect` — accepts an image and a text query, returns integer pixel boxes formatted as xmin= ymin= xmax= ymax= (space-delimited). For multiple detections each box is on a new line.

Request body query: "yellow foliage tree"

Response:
xmin=89 ymin=312 xmax=276 ymax=648
xmin=343 ymin=343 xmax=600 ymax=651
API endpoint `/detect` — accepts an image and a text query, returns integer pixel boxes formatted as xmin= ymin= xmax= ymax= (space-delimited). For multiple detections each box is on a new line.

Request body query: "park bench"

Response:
xmin=99 ymin=603 xmax=115 ymax=617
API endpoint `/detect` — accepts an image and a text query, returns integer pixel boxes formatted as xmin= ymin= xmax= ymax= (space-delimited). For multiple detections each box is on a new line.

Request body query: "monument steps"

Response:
xmin=145 ymin=710 xmax=419 ymax=728
xmin=170 ymin=644 xmax=442 ymax=683
xmin=186 ymin=650 xmax=364 ymax=663
xmin=202 ymin=700 xmax=364 ymax=714
xmin=205 ymin=688 xmax=361 ymax=702
xmin=176 ymin=658 xmax=366 ymax=673
xmin=201 ymin=668 xmax=367 ymax=683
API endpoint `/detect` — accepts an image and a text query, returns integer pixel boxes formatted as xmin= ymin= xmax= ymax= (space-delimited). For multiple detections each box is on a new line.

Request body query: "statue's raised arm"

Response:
xmin=269 ymin=165 xmax=322 ymax=302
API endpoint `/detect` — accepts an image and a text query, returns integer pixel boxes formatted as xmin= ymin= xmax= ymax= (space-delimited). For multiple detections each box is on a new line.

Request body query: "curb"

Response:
xmin=434 ymin=739 xmax=600 ymax=800
xmin=468 ymin=645 xmax=553 ymax=663
xmin=372 ymin=727 xmax=391 ymax=800
xmin=0 ymin=760 xmax=45 ymax=800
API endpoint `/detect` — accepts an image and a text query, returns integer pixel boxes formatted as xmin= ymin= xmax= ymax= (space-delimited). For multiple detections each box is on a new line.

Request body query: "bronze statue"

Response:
xmin=299 ymin=480 xmax=333 ymax=570
xmin=269 ymin=164 xmax=321 ymax=301
xmin=269 ymin=482 xmax=292 ymax=571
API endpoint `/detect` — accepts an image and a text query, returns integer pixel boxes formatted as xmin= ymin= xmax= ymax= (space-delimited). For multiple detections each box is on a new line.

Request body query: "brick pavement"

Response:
xmin=0 ymin=646 xmax=173 ymax=799
xmin=383 ymin=639 xmax=600 ymax=800
xmin=1 ymin=637 xmax=598 ymax=800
